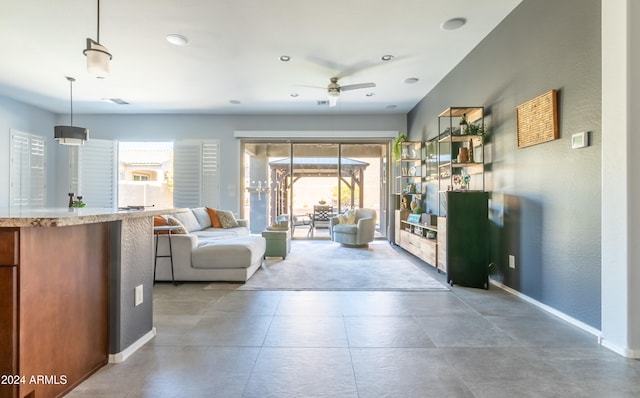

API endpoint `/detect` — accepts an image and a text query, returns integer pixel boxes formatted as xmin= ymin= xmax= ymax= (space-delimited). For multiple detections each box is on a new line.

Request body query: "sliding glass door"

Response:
xmin=242 ymin=141 xmax=389 ymax=240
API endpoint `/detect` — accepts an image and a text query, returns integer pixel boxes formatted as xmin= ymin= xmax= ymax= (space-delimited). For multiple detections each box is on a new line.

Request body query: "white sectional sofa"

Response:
xmin=153 ymin=208 xmax=266 ymax=282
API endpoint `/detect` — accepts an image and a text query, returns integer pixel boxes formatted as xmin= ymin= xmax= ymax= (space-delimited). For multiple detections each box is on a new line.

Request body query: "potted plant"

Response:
xmin=463 ymin=123 xmax=485 ymax=138
xmin=392 ymin=134 xmax=408 ymax=161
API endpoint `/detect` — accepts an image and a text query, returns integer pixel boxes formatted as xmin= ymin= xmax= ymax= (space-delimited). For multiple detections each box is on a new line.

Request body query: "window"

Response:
xmin=118 ymin=142 xmax=173 ymax=208
xmin=69 ymin=139 xmax=218 ymax=210
xmin=10 ymin=129 xmax=46 ymax=208
xmin=132 ymin=174 xmax=151 ymax=181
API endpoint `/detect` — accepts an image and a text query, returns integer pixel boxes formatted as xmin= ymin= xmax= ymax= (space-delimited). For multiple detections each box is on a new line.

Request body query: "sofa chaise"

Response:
xmin=154 ymin=207 xmax=266 ymax=282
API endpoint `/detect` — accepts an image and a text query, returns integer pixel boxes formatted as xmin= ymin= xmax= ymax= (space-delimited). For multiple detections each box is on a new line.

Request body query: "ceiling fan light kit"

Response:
xmin=83 ymin=0 xmax=112 ymax=78
xmin=325 ymin=77 xmax=376 ymax=107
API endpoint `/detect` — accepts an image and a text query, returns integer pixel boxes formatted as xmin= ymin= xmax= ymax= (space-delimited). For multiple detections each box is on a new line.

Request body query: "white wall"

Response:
xmin=0 ymin=96 xmax=58 ymax=208
xmin=601 ymin=0 xmax=640 ymax=358
xmin=55 ymin=113 xmax=406 ymax=213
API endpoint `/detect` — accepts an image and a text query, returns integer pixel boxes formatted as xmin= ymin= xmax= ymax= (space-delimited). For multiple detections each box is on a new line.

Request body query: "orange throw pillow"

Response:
xmin=153 ymin=215 xmax=168 ymax=226
xmin=153 ymin=215 xmax=169 ymax=234
xmin=206 ymin=207 xmax=223 ymax=228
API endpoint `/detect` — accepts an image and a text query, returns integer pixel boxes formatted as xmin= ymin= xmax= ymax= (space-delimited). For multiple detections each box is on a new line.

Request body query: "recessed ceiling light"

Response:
xmin=290 ymin=93 xmax=299 ymax=97
xmin=279 ymin=55 xmax=291 ymax=62
xmin=381 ymin=54 xmax=395 ymax=61
xmin=366 ymin=92 xmax=375 ymax=97
xmin=441 ymin=17 xmax=467 ymax=31
xmin=229 ymin=100 xmax=241 ymax=105
xmin=166 ymin=34 xmax=188 ymax=46
xmin=403 ymin=77 xmax=419 ymax=84
xmin=386 ymin=105 xmax=398 ymax=110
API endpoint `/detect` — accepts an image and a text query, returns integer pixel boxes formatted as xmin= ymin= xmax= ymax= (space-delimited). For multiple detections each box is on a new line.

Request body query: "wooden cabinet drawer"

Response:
xmin=399 ymin=230 xmax=437 ymax=267
xmin=0 ymin=229 xmax=18 ymax=266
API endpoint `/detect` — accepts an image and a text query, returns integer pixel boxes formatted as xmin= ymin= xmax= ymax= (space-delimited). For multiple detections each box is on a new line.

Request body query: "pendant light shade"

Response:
xmin=84 ymin=38 xmax=111 ymax=78
xmin=55 ymin=126 xmax=88 ymax=145
xmin=83 ymin=0 xmax=112 ymax=78
xmin=55 ymin=77 xmax=88 ymax=146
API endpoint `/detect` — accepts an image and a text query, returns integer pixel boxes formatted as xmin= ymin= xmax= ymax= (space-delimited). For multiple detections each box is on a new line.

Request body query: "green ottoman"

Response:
xmin=262 ymin=230 xmax=291 ymax=259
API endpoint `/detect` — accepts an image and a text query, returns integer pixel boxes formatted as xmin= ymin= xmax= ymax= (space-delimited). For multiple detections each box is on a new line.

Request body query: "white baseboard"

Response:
xmin=109 ymin=327 xmax=156 ymax=364
xmin=489 ymin=279 xmax=602 ymax=340
xmin=600 ymin=339 xmax=640 ymax=358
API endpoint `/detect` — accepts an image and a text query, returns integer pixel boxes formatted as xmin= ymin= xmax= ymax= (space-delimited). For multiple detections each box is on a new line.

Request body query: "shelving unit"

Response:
xmin=435 ymin=106 xmax=489 ymax=288
xmin=437 ymin=107 xmax=485 ymax=193
xmin=392 ymin=140 xmax=439 ymax=267
xmin=393 ymin=141 xmax=423 ymax=205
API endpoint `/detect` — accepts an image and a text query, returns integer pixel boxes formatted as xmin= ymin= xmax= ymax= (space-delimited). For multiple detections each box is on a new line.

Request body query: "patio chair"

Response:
xmin=291 ymin=214 xmax=312 ymax=236
xmin=310 ymin=205 xmax=333 ymax=237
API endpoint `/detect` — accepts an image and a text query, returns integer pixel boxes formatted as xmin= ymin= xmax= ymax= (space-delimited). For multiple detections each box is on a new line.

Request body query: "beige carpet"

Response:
xmin=206 ymin=240 xmax=448 ymax=291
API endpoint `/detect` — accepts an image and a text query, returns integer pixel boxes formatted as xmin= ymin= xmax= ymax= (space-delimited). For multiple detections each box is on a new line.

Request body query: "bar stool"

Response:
xmin=153 ymin=225 xmax=181 ymax=285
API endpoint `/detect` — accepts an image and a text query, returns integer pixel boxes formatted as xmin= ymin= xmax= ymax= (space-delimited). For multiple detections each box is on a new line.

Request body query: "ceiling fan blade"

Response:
xmin=294 ymin=84 xmax=326 ymax=90
xmin=340 ymin=82 xmax=376 ymax=92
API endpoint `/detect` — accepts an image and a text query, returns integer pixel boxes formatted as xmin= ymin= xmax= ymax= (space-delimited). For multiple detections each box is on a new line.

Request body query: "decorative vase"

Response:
xmin=457 ymin=147 xmax=469 ymax=163
xmin=410 ymin=199 xmax=418 ymax=211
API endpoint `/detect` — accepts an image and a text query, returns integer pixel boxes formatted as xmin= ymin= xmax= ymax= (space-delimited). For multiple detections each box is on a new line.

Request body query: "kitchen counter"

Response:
xmin=0 ymin=207 xmax=180 ymax=227
xmin=0 ymin=207 xmax=182 ymax=398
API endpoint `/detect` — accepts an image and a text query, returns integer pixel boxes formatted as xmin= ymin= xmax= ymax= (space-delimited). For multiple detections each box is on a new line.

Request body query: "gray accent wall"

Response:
xmin=407 ymin=0 xmax=601 ymax=328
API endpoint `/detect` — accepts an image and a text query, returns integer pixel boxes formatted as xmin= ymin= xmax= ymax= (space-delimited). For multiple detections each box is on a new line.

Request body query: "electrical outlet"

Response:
xmin=508 ymin=255 xmax=516 ymax=269
xmin=135 ymin=284 xmax=143 ymax=306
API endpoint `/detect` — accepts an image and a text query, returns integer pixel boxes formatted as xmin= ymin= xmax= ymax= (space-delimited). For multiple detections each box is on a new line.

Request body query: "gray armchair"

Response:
xmin=330 ymin=208 xmax=377 ymax=247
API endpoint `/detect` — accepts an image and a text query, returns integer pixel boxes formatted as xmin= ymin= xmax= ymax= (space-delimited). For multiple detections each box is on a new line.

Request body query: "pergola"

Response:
xmin=268 ymin=157 xmax=370 ymax=217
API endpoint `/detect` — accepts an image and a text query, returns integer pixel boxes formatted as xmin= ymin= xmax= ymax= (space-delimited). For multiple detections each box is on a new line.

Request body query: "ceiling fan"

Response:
xmin=325 ymin=77 xmax=376 ymax=107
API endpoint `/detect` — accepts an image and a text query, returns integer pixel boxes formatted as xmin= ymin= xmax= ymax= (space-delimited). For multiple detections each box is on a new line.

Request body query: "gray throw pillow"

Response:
xmin=217 ymin=210 xmax=239 ymax=228
xmin=166 ymin=217 xmax=188 ymax=234
xmin=173 ymin=211 xmax=202 ymax=232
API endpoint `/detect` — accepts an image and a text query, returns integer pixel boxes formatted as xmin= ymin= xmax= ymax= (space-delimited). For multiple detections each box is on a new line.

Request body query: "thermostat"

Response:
xmin=571 ymin=131 xmax=589 ymax=149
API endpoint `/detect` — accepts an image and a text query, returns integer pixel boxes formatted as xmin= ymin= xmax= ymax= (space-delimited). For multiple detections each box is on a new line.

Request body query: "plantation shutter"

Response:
xmin=78 ymin=139 xmax=117 ymax=208
xmin=173 ymin=140 xmax=219 ymax=208
xmin=9 ymin=130 xmax=46 ymax=208
xmin=201 ymin=141 xmax=220 ymax=208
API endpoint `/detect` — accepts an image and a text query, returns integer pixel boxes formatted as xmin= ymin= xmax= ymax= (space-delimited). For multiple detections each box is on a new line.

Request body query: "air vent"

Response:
xmin=317 ymin=100 xmax=329 ymax=106
xmin=103 ymin=98 xmax=129 ymax=105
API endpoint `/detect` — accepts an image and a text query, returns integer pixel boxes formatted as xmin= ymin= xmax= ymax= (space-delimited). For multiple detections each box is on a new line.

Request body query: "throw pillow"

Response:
xmin=191 ymin=207 xmax=212 ymax=229
xmin=217 ymin=210 xmax=239 ymax=229
xmin=153 ymin=215 xmax=169 ymax=234
xmin=206 ymin=207 xmax=223 ymax=228
xmin=166 ymin=217 xmax=188 ymax=234
xmin=173 ymin=211 xmax=202 ymax=233
xmin=153 ymin=215 xmax=168 ymax=227
xmin=345 ymin=209 xmax=356 ymax=225
xmin=338 ymin=209 xmax=356 ymax=225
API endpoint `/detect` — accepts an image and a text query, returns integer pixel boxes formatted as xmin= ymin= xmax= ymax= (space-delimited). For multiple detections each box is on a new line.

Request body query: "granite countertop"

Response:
xmin=0 ymin=207 xmax=186 ymax=228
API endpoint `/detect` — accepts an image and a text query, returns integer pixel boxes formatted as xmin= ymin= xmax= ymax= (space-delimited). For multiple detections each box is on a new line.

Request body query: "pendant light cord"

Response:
xmin=96 ymin=0 xmax=101 ymax=43
xmin=66 ymin=77 xmax=75 ymax=125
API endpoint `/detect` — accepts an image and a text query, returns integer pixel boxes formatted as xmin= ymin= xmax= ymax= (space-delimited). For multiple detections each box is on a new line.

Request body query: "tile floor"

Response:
xmin=68 ymin=244 xmax=640 ymax=398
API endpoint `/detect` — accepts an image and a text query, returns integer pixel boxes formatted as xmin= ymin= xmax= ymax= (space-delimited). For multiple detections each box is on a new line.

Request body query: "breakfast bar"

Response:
xmin=0 ymin=207 xmax=179 ymax=398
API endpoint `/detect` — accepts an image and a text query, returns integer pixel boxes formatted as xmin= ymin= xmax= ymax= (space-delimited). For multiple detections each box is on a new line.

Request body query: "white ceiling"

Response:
xmin=0 ymin=0 xmax=522 ymax=115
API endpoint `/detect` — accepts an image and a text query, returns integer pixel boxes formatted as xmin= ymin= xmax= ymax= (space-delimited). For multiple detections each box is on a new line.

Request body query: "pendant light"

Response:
xmin=83 ymin=0 xmax=112 ymax=78
xmin=54 ymin=77 xmax=88 ymax=145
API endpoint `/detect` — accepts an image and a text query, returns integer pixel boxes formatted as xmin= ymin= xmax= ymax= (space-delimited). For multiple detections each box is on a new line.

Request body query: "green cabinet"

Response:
xmin=438 ymin=191 xmax=489 ymax=289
